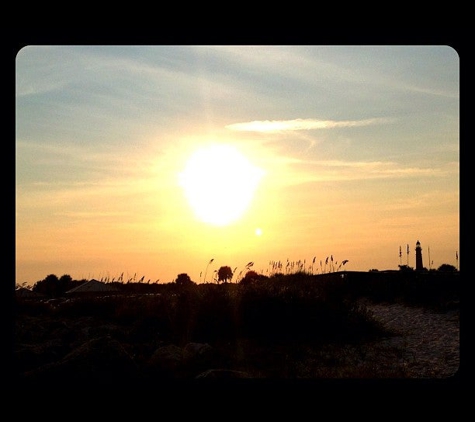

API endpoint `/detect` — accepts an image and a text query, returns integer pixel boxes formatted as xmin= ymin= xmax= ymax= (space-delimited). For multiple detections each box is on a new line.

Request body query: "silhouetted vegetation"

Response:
xmin=239 ymin=270 xmax=266 ymax=285
xmin=22 ymin=266 xmax=459 ymax=314
xmin=14 ymin=267 xmax=459 ymax=384
xmin=217 ymin=266 xmax=233 ymax=284
xmin=32 ymin=274 xmax=79 ymax=298
xmin=436 ymin=263 xmax=457 ymax=272
xmin=175 ymin=273 xmax=195 ymax=287
xmin=19 ymin=277 xmax=375 ymax=343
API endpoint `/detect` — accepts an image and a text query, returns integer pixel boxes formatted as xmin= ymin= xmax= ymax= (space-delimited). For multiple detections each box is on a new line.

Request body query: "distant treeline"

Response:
xmin=18 ymin=265 xmax=459 ymax=310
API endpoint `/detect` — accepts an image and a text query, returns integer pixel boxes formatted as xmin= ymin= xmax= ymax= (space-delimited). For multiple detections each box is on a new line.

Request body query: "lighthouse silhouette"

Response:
xmin=415 ymin=240 xmax=423 ymax=271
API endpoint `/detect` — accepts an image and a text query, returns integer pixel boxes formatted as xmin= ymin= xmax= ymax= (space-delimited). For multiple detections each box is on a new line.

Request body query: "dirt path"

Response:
xmin=364 ymin=301 xmax=460 ymax=378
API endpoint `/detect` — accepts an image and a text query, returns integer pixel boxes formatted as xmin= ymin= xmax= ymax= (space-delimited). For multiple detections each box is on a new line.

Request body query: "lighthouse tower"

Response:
xmin=415 ymin=240 xmax=423 ymax=271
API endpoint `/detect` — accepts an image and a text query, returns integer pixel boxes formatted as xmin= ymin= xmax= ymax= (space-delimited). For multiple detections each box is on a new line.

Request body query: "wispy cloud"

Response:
xmin=305 ymin=158 xmax=452 ymax=178
xmin=226 ymin=118 xmax=391 ymax=133
xmin=269 ymin=157 xmax=455 ymax=187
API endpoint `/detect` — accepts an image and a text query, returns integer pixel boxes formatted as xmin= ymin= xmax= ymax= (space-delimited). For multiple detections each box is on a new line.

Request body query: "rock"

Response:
xmin=147 ymin=344 xmax=185 ymax=377
xmin=22 ymin=335 xmax=139 ymax=384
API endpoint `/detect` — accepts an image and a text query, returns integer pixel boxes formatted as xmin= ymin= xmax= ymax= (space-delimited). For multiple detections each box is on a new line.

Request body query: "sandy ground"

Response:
xmin=363 ymin=301 xmax=460 ymax=378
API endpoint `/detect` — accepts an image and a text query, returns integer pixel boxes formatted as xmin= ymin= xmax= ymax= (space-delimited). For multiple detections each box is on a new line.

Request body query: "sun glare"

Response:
xmin=179 ymin=144 xmax=265 ymax=226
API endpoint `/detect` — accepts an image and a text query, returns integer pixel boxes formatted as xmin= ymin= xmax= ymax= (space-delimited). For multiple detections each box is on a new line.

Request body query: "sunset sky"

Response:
xmin=15 ymin=45 xmax=460 ymax=286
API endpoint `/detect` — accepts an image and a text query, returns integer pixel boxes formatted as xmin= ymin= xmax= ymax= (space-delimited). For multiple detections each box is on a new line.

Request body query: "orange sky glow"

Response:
xmin=16 ymin=45 xmax=460 ymax=286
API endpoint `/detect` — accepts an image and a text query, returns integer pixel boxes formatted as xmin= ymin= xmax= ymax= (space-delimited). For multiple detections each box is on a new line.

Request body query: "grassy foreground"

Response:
xmin=13 ymin=271 xmax=460 ymax=386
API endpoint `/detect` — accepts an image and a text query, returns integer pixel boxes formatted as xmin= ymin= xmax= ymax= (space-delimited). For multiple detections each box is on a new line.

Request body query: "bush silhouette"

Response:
xmin=437 ymin=263 xmax=457 ymax=272
xmin=239 ymin=270 xmax=262 ymax=285
xmin=175 ymin=273 xmax=194 ymax=286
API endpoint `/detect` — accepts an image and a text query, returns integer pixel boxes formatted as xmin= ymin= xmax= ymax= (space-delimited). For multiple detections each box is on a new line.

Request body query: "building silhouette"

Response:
xmin=415 ymin=240 xmax=423 ymax=271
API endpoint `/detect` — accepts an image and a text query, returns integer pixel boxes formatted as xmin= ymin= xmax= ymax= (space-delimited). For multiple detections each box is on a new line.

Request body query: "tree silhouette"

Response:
xmin=33 ymin=274 xmax=60 ymax=297
xmin=437 ymin=263 xmax=457 ymax=272
xmin=59 ymin=274 xmax=73 ymax=292
xmin=32 ymin=273 xmax=81 ymax=297
xmin=217 ymin=266 xmax=233 ymax=283
xmin=175 ymin=273 xmax=194 ymax=286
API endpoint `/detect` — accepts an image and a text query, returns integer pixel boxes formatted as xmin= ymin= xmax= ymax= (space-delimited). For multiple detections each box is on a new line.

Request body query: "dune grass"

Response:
xmin=14 ymin=270 xmax=459 ymax=380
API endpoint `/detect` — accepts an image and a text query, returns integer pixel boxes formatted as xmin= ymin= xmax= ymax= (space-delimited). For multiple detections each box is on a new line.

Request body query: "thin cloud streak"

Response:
xmin=226 ymin=117 xmax=392 ymax=133
xmin=268 ymin=157 xmax=455 ymax=187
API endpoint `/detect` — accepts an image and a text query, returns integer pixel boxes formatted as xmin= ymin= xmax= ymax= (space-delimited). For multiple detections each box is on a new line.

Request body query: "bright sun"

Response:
xmin=179 ymin=144 xmax=265 ymax=226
